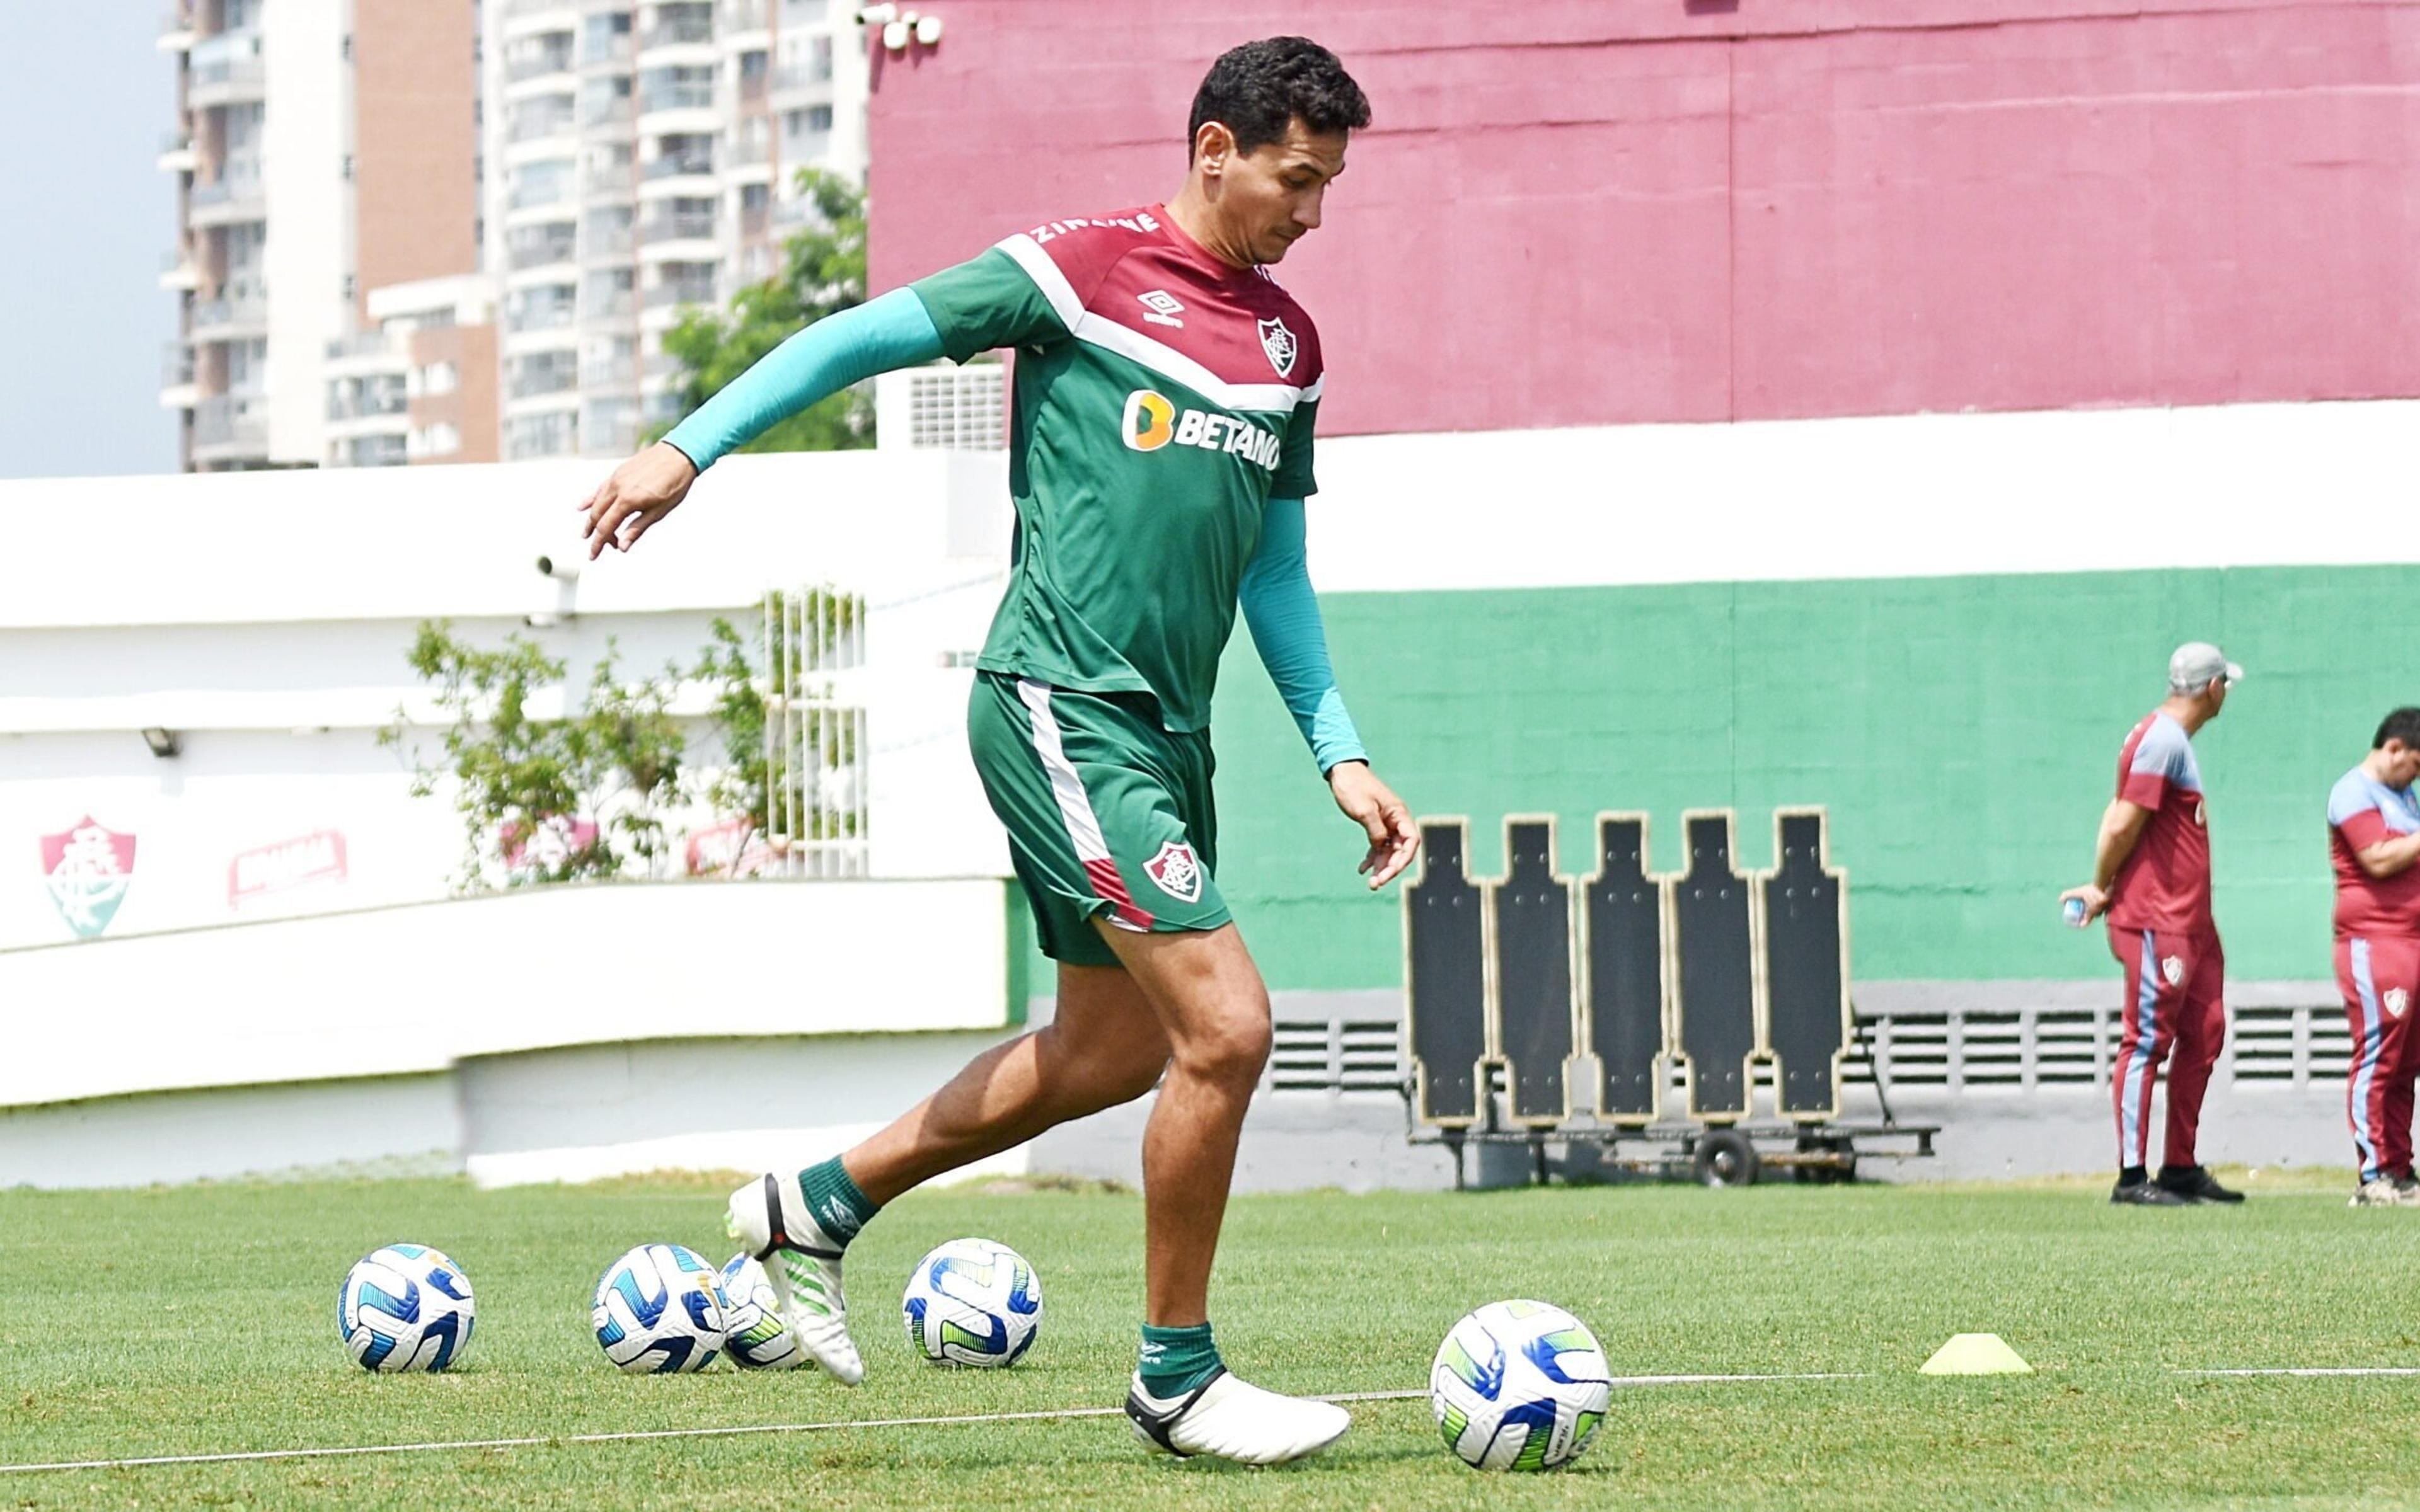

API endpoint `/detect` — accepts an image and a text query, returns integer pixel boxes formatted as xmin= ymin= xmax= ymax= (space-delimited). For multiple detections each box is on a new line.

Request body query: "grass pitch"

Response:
xmin=7 ymin=1169 xmax=2420 ymax=1509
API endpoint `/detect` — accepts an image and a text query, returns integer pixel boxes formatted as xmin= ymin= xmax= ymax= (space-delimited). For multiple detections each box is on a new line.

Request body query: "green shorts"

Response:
xmin=967 ymin=671 xmax=1228 ymax=966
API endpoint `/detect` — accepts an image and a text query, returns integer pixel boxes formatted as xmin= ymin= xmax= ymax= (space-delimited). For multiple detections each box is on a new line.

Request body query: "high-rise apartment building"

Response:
xmin=482 ymin=0 xmax=870 ymax=461
xmin=158 ymin=1 xmax=483 ymax=471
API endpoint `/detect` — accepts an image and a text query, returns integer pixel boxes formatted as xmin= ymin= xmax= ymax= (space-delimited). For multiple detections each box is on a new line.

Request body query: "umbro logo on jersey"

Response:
xmin=1119 ymin=389 xmax=1282 ymax=471
xmin=1137 ymin=290 xmax=1185 ymax=328
xmin=1258 ymin=317 xmax=1298 ymax=377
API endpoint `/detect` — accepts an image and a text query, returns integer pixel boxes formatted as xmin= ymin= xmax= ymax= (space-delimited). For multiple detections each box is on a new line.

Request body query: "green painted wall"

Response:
xmin=1180 ymin=566 xmax=2416 ymax=994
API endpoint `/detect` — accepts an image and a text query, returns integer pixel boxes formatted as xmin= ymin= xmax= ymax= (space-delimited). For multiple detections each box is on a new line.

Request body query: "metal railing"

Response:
xmin=508 ymin=106 xmax=577 ymax=144
xmin=509 ymin=236 xmax=579 ymax=270
xmin=584 ymin=355 xmax=639 ymax=387
xmin=327 ymin=383 xmax=408 ymax=420
xmin=584 ymin=224 xmax=635 ymax=258
xmin=193 ymin=394 xmax=267 ymax=451
xmin=580 ymin=33 xmax=636 ymax=67
xmin=505 ymin=48 xmax=575 ymax=83
xmin=771 ymin=60 xmax=833 ymax=98
xmin=722 ymin=0 xmax=769 ymax=31
xmin=580 ymin=96 xmax=634 ymax=129
xmin=509 ymin=174 xmax=575 ymax=211
xmin=644 ymin=280 xmax=716 ymax=309
xmin=727 ymin=137 xmax=771 ymax=168
xmin=324 ymin=332 xmax=395 ymax=361
xmin=510 ymin=364 xmax=579 ymax=400
xmin=764 ymin=587 xmax=871 ymax=879
xmin=640 ymin=17 xmax=715 ymax=49
xmin=643 ymin=153 xmax=715 ymax=181
xmin=189 ymin=56 xmax=265 ymax=100
xmin=639 ymin=210 xmax=718 ymax=241
xmin=161 ymin=341 xmax=195 ymax=389
xmin=640 ymin=83 xmax=716 ymax=114
xmin=507 ymin=299 xmax=578 ymax=332
xmin=582 ymin=162 xmax=637 ymax=197
xmin=190 ymin=293 xmax=268 ymax=333
xmin=159 ymin=6 xmax=196 ymax=41
xmin=583 ymin=289 xmax=639 ymax=320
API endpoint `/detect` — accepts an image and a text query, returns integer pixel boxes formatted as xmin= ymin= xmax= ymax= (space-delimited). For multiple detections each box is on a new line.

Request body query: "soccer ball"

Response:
xmin=1431 ymin=1300 xmax=1611 ymax=1471
xmin=592 ymin=1242 xmax=729 ymax=1374
xmin=338 ymin=1242 xmax=475 ymax=1373
xmin=900 ymin=1237 xmax=1042 ymax=1367
xmin=720 ymin=1254 xmax=806 ymax=1370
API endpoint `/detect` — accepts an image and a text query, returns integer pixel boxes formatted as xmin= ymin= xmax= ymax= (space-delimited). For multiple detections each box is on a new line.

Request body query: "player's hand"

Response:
xmin=1329 ymin=761 xmax=1418 ymax=890
xmin=2060 ymin=883 xmax=2111 ymax=924
xmin=579 ymin=442 xmax=699 ymax=559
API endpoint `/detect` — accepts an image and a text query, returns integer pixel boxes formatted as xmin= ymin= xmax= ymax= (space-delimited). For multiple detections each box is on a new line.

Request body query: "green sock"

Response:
xmin=1138 ymin=1321 xmax=1221 ymax=1399
xmin=795 ymin=1157 xmax=879 ymax=1246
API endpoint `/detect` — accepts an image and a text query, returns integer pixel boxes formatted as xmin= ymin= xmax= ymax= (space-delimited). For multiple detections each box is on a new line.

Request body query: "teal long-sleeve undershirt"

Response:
xmin=662 ymin=288 xmax=945 ymax=470
xmin=1240 ymin=495 xmax=1368 ymax=776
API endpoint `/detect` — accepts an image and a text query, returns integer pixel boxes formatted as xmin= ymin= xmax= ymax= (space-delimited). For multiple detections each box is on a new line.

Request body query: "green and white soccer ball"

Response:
xmin=901 ymin=1237 xmax=1042 ymax=1367
xmin=719 ymin=1254 xmax=807 ymax=1370
xmin=1431 ymin=1300 xmax=1611 ymax=1471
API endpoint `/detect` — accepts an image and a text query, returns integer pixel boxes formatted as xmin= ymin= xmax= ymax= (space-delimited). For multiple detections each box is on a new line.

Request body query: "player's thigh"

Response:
xmin=1048 ymin=961 xmax=1173 ymax=1077
xmin=2111 ymin=928 xmax=2187 ymax=1041
xmin=1093 ymin=922 xmax=1271 ymax=1072
xmin=2360 ymin=936 xmax=2420 ymax=1070
xmin=965 ymin=674 xmax=1131 ymax=968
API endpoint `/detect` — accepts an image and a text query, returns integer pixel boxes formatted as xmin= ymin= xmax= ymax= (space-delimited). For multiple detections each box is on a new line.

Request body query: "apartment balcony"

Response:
xmin=192 ymin=393 xmax=268 ymax=458
xmin=739 ymin=203 xmax=769 ymax=240
xmin=158 ymin=6 xmax=197 ymax=51
xmin=188 ymin=55 xmax=266 ymax=108
xmin=509 ymin=236 xmax=580 ymax=271
xmin=507 ymin=301 xmax=579 ymax=335
xmin=582 ymin=289 xmax=639 ymax=321
xmin=505 ymin=48 xmax=575 ymax=86
xmin=584 ymin=224 xmax=635 ymax=260
xmin=769 ymin=62 xmax=834 ymax=109
xmin=510 ymin=363 xmax=580 ymax=399
xmin=157 ymin=131 xmax=198 ymax=175
xmin=158 ymin=249 xmax=201 ymax=293
xmin=333 ymin=433 xmax=412 ymax=468
xmin=638 ymin=209 xmax=718 ymax=243
xmin=502 ymin=0 xmax=578 ymax=24
xmin=644 ymin=281 xmax=716 ymax=311
xmin=580 ymin=96 xmax=635 ymax=130
xmin=580 ymin=33 xmax=637 ymax=69
xmin=507 ymin=106 xmax=579 ymax=145
xmin=642 ymin=153 xmax=715 ymax=183
xmin=583 ymin=355 xmax=640 ymax=388
xmin=326 ymin=383 xmax=410 ymax=422
xmin=189 ymin=292 xmax=269 ymax=341
xmin=722 ymin=0 xmax=770 ymax=36
xmin=509 ymin=175 xmax=575 ymax=213
xmin=770 ymin=193 xmax=824 ymax=234
xmin=644 ymin=352 xmax=688 ymax=381
xmin=159 ymin=341 xmax=198 ymax=410
xmin=638 ymin=83 xmax=717 ymax=117
xmin=582 ymin=162 xmax=638 ymax=198
xmin=189 ymin=168 xmax=267 ymax=227
xmin=639 ymin=17 xmax=716 ymax=52
xmin=727 ymin=136 xmax=771 ymax=169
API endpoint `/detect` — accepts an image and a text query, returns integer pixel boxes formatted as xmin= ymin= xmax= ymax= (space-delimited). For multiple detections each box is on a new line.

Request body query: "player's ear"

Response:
xmin=1193 ymin=120 xmax=1234 ymax=177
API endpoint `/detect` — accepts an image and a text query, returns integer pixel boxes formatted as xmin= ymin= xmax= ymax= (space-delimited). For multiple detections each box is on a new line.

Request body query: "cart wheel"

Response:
xmin=1692 ymin=1128 xmax=1759 ymax=1188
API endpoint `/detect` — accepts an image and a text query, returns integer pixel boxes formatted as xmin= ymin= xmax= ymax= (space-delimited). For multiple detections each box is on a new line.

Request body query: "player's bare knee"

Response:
xmin=1175 ymin=1008 xmax=1270 ymax=1090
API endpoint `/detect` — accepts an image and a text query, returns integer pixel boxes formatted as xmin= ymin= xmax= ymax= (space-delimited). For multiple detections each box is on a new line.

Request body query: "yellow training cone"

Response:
xmin=1919 ymin=1334 xmax=2033 ymax=1376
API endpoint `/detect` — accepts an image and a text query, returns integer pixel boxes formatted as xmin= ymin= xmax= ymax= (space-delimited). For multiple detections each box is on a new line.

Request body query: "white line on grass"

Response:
xmin=0 ymin=1373 xmax=1856 ymax=1476
xmin=2179 ymin=1367 xmax=2420 ymax=1378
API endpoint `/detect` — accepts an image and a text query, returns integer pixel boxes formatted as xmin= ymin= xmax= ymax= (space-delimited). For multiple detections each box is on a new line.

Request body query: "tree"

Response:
xmin=648 ymin=168 xmax=872 ymax=452
xmin=381 ymin=624 xmax=689 ymax=889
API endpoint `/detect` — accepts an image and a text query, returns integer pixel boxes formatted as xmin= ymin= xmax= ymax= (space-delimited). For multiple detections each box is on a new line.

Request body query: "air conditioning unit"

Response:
xmin=875 ymin=361 xmax=1005 ymax=452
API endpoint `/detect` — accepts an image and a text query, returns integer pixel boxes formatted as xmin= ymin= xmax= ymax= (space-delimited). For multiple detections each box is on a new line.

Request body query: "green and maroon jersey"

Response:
xmin=908 ymin=205 xmax=1326 ymax=733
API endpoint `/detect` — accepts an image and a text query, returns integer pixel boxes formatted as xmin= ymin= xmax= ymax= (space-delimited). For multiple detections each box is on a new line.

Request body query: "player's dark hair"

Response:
xmin=1187 ymin=37 xmax=1371 ymax=161
xmin=2375 ymin=707 xmax=2420 ymax=750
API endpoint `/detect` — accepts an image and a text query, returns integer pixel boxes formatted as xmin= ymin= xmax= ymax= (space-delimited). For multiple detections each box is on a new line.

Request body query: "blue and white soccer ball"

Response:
xmin=900 ymin=1237 xmax=1042 ymax=1368
xmin=338 ymin=1242 xmax=475 ymax=1373
xmin=1431 ymin=1300 xmax=1612 ymax=1471
xmin=592 ymin=1242 xmax=729 ymax=1374
xmin=719 ymin=1254 xmax=806 ymax=1370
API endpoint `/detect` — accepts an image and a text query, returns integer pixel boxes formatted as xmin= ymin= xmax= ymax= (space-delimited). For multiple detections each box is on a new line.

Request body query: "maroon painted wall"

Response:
xmin=867 ymin=1 xmax=2420 ymax=437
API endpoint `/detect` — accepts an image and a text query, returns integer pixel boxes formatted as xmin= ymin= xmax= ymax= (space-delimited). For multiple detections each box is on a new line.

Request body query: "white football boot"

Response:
xmin=725 ymin=1172 xmax=865 ymax=1385
xmin=1124 ymin=1368 xmax=1352 ymax=1465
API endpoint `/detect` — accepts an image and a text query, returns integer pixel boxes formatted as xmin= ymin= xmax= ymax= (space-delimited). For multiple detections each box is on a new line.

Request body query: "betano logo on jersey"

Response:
xmin=1119 ymin=389 xmax=1281 ymax=471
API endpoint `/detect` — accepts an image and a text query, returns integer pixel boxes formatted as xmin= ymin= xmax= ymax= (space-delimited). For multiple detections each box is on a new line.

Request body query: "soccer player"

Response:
xmin=577 ymin=38 xmax=1411 ymax=1464
xmin=2061 ymin=643 xmax=2244 ymax=1206
xmin=2327 ymin=707 xmax=2420 ymax=1207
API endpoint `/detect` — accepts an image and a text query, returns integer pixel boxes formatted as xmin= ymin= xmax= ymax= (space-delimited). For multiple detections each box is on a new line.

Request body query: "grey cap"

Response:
xmin=2168 ymin=641 xmax=2244 ymax=694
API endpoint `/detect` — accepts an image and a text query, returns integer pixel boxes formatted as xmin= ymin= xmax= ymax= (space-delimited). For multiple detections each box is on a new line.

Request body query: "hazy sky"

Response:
xmin=0 ymin=6 xmax=179 ymax=478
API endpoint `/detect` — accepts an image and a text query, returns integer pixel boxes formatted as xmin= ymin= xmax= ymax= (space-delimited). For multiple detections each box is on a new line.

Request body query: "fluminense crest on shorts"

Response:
xmin=1257 ymin=316 xmax=1298 ymax=378
xmin=2161 ymin=956 xmax=2185 ymax=987
xmin=41 ymin=816 xmax=137 ymax=939
xmin=1144 ymin=840 xmax=1203 ymax=904
xmin=2390 ymin=988 xmax=2411 ymax=1021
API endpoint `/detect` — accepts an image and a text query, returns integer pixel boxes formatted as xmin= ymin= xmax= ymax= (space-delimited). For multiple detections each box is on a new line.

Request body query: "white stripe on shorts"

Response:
xmin=1016 ymin=678 xmax=1111 ymax=864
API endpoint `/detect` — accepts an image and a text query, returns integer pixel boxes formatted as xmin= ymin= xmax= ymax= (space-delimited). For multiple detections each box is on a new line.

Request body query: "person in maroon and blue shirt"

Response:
xmin=2063 ymin=643 xmax=2244 ymax=1206
xmin=2326 ymin=706 xmax=2420 ymax=1206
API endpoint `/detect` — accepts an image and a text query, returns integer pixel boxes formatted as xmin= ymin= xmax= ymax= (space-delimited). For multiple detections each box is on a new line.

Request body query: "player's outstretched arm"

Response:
xmin=1238 ymin=496 xmax=1419 ymax=889
xmin=578 ymin=287 xmax=947 ymax=558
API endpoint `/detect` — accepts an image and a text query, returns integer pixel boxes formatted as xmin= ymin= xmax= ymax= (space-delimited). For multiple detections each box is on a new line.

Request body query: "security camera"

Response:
xmin=855 ymin=4 xmax=897 ymax=24
xmin=536 ymin=555 xmax=579 ymax=581
xmin=915 ymin=13 xmax=942 ymax=44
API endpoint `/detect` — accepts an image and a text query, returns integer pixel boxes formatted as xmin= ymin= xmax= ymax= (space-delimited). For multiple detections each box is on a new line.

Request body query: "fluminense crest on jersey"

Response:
xmin=1145 ymin=840 xmax=1204 ymax=903
xmin=41 ymin=816 xmax=137 ymax=939
xmin=1257 ymin=316 xmax=1298 ymax=377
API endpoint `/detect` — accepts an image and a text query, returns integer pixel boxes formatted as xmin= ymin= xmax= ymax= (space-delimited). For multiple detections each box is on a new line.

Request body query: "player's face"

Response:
xmin=1227 ymin=121 xmax=1348 ymax=265
xmin=2388 ymin=739 xmax=2420 ymax=786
